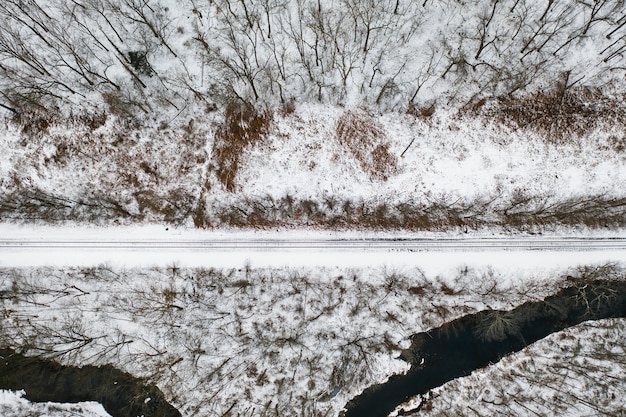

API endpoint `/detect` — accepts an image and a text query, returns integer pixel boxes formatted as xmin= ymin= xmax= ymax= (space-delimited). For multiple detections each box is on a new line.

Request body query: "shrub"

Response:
xmin=472 ymin=86 xmax=626 ymax=143
xmin=12 ymin=109 xmax=54 ymax=139
xmin=566 ymin=264 xmax=623 ymax=318
xmin=212 ymin=102 xmax=272 ymax=191
xmin=336 ymin=111 xmax=397 ymax=180
xmin=128 ymin=51 xmax=154 ymax=77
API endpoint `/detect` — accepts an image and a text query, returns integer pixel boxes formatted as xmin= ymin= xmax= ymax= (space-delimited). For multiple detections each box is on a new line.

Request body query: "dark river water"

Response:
xmin=341 ymin=279 xmax=626 ymax=417
xmin=0 ymin=349 xmax=181 ymax=417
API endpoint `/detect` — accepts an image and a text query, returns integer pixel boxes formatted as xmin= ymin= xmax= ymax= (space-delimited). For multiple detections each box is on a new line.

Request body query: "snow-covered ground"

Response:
xmin=235 ymin=105 xmax=626 ymax=205
xmin=2 ymin=103 xmax=625 ymax=229
xmin=1 ymin=0 xmax=624 ymax=112
xmin=0 ymin=391 xmax=110 ymax=417
xmin=2 ymin=259 xmax=625 ymax=417
xmin=1 ymin=1 xmax=626 ymax=415
xmin=2 ymin=224 xmax=626 ymax=273
xmin=0 ymin=0 xmax=624 ymax=230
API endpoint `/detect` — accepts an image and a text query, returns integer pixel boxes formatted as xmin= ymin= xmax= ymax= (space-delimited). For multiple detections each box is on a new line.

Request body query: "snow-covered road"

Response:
xmin=2 ymin=225 xmax=626 ymax=273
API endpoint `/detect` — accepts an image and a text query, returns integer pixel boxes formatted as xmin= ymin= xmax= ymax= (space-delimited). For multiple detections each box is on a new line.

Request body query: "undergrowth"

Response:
xmin=212 ymin=102 xmax=272 ymax=192
xmin=2 ymin=108 xmax=206 ymax=225
xmin=336 ymin=111 xmax=397 ymax=181
xmin=414 ymin=265 xmax=626 ymax=417
xmin=3 ymin=190 xmax=626 ymax=230
xmin=2 ymin=89 xmax=626 ymax=229
xmin=197 ymin=193 xmax=626 ymax=230
xmin=468 ymin=85 xmax=626 ymax=143
xmin=1 ymin=264 xmax=593 ymax=417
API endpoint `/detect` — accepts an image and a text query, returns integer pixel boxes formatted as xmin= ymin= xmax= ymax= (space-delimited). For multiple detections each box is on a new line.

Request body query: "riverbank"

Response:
xmin=342 ymin=277 xmax=626 ymax=417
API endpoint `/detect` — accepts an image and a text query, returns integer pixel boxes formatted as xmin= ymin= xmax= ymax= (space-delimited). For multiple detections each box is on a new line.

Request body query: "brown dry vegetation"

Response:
xmin=211 ymin=102 xmax=272 ymax=192
xmin=3 ymin=91 xmax=626 ymax=229
xmin=2 ymin=109 xmax=206 ymax=224
xmin=336 ymin=111 xmax=397 ymax=181
xmin=196 ymin=194 xmax=626 ymax=230
xmin=468 ymin=85 xmax=626 ymax=142
xmin=4 ymin=188 xmax=624 ymax=230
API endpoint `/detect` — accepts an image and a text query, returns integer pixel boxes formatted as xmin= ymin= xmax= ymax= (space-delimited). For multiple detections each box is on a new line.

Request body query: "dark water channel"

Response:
xmin=0 ymin=349 xmax=181 ymax=417
xmin=342 ymin=279 xmax=626 ymax=417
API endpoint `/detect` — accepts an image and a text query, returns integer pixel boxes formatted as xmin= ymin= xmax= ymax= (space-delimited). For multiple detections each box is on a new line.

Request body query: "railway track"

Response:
xmin=2 ymin=237 xmax=626 ymax=251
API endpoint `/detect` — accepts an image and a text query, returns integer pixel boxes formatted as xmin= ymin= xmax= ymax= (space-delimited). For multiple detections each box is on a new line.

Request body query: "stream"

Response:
xmin=341 ymin=279 xmax=626 ymax=417
xmin=0 ymin=349 xmax=181 ymax=417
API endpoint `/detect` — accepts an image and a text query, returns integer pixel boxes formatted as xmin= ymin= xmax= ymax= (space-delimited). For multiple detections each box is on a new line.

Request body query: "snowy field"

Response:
xmin=234 ymin=104 xmax=626 ymax=206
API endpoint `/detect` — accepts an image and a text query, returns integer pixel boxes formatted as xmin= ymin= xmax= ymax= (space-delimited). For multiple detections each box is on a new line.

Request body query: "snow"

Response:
xmin=2 ymin=224 xmax=626 ymax=276
xmin=2 ymin=104 xmax=626 ymax=229
xmin=0 ymin=1 xmax=625 ymax=230
xmin=1 ymin=0 xmax=625 ymax=415
xmin=234 ymin=105 xmax=626 ymax=205
xmin=3 ymin=224 xmax=624 ymax=417
xmin=2 ymin=259 xmax=625 ymax=416
xmin=0 ymin=390 xmax=111 ymax=417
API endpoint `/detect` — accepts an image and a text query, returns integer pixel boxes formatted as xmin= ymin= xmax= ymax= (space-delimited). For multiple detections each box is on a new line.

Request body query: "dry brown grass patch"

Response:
xmin=336 ymin=111 xmax=397 ymax=180
xmin=12 ymin=109 xmax=55 ymax=139
xmin=472 ymin=86 xmax=626 ymax=143
xmin=212 ymin=102 xmax=272 ymax=191
xmin=407 ymin=102 xmax=436 ymax=120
